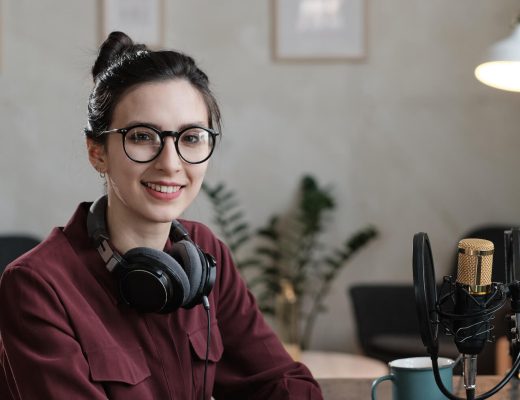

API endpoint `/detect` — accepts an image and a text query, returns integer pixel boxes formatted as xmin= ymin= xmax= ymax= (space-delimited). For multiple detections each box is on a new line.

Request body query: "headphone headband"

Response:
xmin=87 ymin=195 xmax=109 ymax=247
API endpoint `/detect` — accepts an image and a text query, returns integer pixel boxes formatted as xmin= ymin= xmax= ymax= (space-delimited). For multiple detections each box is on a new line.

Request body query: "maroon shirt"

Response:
xmin=0 ymin=203 xmax=322 ymax=399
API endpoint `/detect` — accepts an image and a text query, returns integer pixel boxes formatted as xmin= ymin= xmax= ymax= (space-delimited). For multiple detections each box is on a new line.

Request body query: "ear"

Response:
xmin=86 ymin=138 xmax=108 ymax=173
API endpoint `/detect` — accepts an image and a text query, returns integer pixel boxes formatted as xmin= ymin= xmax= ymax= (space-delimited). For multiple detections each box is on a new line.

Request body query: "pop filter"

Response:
xmin=413 ymin=232 xmax=439 ymax=356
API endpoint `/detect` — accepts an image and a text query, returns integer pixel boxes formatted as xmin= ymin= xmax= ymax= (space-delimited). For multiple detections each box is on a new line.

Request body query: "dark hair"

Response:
xmin=86 ymin=31 xmax=221 ymax=143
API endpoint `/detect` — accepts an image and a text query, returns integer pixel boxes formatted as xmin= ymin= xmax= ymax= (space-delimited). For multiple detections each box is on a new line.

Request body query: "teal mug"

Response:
xmin=371 ymin=357 xmax=454 ymax=400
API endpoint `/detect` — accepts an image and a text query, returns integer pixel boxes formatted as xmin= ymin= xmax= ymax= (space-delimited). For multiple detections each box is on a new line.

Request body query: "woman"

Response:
xmin=0 ymin=32 xmax=322 ymax=399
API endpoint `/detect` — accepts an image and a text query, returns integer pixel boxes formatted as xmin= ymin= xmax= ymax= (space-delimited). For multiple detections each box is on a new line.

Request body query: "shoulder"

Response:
xmin=3 ymin=228 xmax=69 ymax=275
xmin=3 ymin=202 xmax=92 ymax=279
xmin=0 ymin=228 xmax=73 ymax=306
xmin=0 ymin=222 xmax=90 ymax=301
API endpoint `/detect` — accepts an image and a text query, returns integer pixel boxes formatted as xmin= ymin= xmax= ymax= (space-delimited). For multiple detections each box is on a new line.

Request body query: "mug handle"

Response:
xmin=371 ymin=374 xmax=394 ymax=400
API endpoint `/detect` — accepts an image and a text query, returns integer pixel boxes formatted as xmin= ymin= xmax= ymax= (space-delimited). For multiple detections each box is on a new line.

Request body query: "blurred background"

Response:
xmin=2 ymin=0 xmax=520 ymax=363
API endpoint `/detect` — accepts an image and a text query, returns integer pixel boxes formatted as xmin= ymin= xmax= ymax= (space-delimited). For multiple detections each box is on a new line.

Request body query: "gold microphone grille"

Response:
xmin=456 ymin=238 xmax=493 ymax=287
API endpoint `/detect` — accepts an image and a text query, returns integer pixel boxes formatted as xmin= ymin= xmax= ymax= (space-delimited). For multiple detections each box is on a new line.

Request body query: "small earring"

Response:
xmin=99 ymin=171 xmax=106 ymax=179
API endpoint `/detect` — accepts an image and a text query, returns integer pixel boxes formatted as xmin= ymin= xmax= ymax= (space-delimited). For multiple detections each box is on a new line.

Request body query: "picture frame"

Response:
xmin=272 ymin=0 xmax=367 ymax=61
xmin=98 ymin=0 xmax=165 ymax=48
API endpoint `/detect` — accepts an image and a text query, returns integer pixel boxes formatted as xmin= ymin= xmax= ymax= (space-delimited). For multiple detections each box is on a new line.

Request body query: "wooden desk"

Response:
xmin=317 ymin=376 xmax=520 ymax=400
xmin=301 ymin=351 xmax=388 ymax=379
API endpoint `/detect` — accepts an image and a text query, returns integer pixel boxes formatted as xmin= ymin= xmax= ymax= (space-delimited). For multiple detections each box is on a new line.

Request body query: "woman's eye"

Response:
xmin=181 ymin=129 xmax=207 ymax=145
xmin=182 ymin=134 xmax=200 ymax=144
xmin=128 ymin=130 xmax=155 ymax=143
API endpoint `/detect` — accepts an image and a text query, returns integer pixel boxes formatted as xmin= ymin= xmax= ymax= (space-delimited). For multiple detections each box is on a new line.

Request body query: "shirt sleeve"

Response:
xmin=0 ymin=265 xmax=108 ymax=400
xmin=211 ymin=240 xmax=323 ymax=400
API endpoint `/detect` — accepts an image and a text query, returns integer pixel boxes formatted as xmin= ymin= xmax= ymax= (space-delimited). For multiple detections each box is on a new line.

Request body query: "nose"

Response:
xmin=154 ymin=137 xmax=182 ymax=171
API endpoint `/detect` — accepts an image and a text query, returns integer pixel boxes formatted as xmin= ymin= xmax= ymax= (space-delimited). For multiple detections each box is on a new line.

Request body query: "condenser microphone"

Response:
xmin=414 ymin=232 xmax=518 ymax=400
xmin=453 ymin=238 xmax=494 ymax=399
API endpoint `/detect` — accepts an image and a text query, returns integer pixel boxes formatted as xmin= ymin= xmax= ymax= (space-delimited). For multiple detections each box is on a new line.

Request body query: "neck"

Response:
xmin=105 ymin=199 xmax=171 ymax=254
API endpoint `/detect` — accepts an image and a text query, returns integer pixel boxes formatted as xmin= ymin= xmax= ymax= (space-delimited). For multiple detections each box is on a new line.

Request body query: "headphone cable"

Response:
xmin=202 ymin=295 xmax=211 ymax=400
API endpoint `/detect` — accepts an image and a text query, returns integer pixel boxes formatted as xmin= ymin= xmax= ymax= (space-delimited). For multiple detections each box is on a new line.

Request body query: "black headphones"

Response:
xmin=86 ymin=195 xmax=216 ymax=313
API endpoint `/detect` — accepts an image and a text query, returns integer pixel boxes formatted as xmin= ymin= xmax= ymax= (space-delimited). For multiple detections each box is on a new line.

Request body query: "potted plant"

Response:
xmin=202 ymin=175 xmax=378 ymax=350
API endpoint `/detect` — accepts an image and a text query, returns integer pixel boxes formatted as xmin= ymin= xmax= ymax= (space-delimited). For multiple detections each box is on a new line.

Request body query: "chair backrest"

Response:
xmin=0 ymin=235 xmax=40 ymax=274
xmin=349 ymin=284 xmax=420 ymax=351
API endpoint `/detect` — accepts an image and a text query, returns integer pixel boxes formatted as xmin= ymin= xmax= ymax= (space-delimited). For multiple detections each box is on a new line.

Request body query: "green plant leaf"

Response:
xmin=255 ymin=247 xmax=281 ymax=260
xmin=224 ymin=211 xmax=246 ymax=225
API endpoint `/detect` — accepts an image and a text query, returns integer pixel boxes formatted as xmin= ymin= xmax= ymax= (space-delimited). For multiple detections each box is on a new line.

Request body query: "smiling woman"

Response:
xmin=0 ymin=31 xmax=323 ymax=400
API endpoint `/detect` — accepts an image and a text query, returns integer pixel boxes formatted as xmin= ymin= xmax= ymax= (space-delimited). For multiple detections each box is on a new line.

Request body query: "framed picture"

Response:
xmin=272 ymin=0 xmax=367 ymax=61
xmin=98 ymin=0 xmax=165 ymax=47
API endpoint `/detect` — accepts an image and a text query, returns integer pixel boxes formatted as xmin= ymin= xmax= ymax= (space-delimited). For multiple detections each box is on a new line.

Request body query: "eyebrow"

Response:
xmin=123 ymin=120 xmax=210 ymax=131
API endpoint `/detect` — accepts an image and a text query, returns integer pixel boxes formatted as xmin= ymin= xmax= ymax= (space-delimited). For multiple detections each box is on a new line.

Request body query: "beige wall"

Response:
xmin=3 ymin=0 xmax=520 ymax=353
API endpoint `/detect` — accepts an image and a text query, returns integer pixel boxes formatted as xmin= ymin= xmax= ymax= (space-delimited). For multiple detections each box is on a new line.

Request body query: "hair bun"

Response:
xmin=92 ymin=31 xmax=147 ymax=81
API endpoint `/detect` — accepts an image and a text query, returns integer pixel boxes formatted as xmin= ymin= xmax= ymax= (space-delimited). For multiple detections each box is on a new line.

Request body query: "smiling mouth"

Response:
xmin=144 ymin=182 xmax=183 ymax=193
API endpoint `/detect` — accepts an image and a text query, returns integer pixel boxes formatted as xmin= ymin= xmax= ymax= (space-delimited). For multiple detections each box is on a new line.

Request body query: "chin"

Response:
xmin=150 ymin=208 xmax=185 ymax=223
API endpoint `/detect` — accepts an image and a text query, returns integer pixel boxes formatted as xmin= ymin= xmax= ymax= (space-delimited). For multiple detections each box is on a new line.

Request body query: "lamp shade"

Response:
xmin=475 ymin=24 xmax=520 ymax=92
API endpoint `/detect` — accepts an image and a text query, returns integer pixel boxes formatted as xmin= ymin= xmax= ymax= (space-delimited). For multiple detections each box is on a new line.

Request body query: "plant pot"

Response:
xmin=275 ymin=279 xmax=301 ymax=361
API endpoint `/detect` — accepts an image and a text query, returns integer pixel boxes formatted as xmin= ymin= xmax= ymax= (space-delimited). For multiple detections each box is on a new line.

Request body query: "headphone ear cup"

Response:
xmin=170 ymin=240 xmax=206 ymax=308
xmin=123 ymin=247 xmax=190 ymax=313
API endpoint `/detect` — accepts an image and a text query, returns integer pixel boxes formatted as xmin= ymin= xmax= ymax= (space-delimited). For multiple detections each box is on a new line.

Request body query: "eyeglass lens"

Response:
xmin=123 ymin=126 xmax=214 ymax=163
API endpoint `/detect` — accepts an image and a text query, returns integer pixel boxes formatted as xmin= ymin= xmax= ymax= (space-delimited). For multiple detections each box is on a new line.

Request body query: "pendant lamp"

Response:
xmin=475 ymin=18 xmax=520 ymax=92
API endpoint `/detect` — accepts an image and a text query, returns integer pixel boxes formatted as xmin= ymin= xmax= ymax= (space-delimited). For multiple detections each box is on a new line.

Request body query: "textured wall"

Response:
xmin=2 ymin=0 xmax=520 ymax=353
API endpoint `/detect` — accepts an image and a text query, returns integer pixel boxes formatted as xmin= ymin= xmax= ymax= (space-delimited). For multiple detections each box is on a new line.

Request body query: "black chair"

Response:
xmin=349 ymin=224 xmax=515 ymax=375
xmin=0 ymin=235 xmax=40 ymax=274
xmin=349 ymin=284 xmax=460 ymax=364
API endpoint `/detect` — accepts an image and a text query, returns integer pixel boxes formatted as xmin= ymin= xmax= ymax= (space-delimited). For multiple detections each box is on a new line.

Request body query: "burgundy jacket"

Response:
xmin=0 ymin=203 xmax=322 ymax=399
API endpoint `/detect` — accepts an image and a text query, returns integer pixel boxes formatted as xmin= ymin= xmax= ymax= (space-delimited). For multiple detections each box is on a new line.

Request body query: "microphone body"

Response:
xmin=453 ymin=238 xmax=494 ymax=397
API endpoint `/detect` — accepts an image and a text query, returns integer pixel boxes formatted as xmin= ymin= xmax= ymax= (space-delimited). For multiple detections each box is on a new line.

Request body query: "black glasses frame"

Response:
xmin=95 ymin=124 xmax=220 ymax=164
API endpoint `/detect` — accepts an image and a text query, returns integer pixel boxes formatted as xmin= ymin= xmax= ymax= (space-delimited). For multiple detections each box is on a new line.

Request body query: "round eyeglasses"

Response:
xmin=94 ymin=124 xmax=220 ymax=164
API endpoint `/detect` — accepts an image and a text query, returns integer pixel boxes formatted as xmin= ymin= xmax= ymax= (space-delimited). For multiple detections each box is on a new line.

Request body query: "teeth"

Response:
xmin=145 ymin=183 xmax=181 ymax=193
